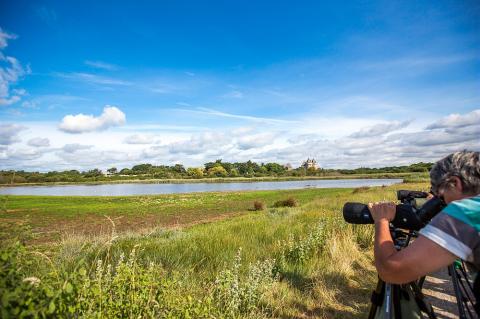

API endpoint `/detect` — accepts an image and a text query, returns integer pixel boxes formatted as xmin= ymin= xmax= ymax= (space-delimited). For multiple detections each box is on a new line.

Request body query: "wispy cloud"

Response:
xmin=56 ymin=72 xmax=132 ymax=86
xmin=349 ymin=120 xmax=412 ymax=138
xmin=0 ymin=28 xmax=30 ymax=106
xmin=85 ymin=60 xmax=118 ymax=71
xmin=0 ymin=28 xmax=17 ymax=49
xmin=426 ymin=109 xmax=480 ymax=130
xmin=121 ymin=124 xmax=207 ymax=132
xmin=179 ymin=107 xmax=299 ymax=124
xmin=360 ymin=53 xmax=479 ymax=71
xmin=223 ymin=90 xmax=244 ymax=99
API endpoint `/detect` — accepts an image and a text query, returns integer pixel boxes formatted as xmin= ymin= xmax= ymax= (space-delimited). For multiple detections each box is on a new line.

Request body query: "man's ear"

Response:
xmin=451 ymin=176 xmax=463 ymax=193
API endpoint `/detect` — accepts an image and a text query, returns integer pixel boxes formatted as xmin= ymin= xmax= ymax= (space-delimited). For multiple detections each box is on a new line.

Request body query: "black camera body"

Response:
xmin=343 ymin=190 xmax=446 ymax=231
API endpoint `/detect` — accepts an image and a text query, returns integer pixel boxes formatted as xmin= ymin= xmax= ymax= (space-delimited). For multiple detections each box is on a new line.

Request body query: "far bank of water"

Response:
xmin=0 ymin=178 xmax=402 ymax=196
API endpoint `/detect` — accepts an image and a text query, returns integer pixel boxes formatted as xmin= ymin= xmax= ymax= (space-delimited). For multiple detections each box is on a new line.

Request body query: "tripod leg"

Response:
xmin=393 ymin=284 xmax=402 ymax=319
xmin=369 ymin=277 xmax=385 ymax=319
xmin=449 ymin=264 xmax=468 ymax=319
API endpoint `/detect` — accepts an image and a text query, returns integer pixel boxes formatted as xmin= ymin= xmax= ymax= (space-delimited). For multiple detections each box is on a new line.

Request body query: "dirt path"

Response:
xmin=422 ymin=268 xmax=470 ymax=318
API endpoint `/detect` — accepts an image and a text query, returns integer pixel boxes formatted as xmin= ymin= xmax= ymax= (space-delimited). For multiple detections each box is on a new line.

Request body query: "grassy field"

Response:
xmin=0 ymin=182 xmax=429 ymax=318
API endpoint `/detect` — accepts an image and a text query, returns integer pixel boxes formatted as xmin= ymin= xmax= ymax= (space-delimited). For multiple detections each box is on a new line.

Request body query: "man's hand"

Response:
xmin=368 ymin=201 xmax=396 ymax=223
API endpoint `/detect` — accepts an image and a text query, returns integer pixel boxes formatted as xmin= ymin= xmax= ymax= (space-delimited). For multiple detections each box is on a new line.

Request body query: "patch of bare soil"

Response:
xmin=27 ymin=211 xmax=247 ymax=245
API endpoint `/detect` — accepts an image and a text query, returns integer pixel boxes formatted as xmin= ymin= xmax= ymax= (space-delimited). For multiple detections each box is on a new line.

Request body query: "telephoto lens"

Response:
xmin=343 ymin=202 xmax=423 ymax=230
xmin=342 ymin=196 xmax=445 ymax=231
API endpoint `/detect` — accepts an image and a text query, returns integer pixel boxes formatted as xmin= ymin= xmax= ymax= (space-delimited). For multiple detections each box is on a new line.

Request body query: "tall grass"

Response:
xmin=0 ymin=183 xmax=429 ymax=318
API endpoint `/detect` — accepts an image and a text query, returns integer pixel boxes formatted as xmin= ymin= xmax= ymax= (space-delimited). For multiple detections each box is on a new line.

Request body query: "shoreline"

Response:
xmin=0 ymin=172 xmax=426 ymax=188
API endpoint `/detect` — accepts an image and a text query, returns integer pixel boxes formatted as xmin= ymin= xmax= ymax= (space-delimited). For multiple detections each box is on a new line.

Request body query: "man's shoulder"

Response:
xmin=442 ymin=195 xmax=480 ymax=232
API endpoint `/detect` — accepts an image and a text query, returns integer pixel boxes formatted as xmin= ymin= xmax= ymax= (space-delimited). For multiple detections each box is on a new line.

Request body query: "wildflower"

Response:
xmin=23 ymin=276 xmax=41 ymax=286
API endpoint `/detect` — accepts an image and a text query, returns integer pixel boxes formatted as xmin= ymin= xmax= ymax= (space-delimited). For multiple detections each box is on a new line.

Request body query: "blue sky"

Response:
xmin=0 ymin=1 xmax=479 ymax=171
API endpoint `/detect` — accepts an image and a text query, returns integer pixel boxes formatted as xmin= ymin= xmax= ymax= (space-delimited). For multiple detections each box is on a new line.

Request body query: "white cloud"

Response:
xmin=3 ymin=109 xmax=479 ymax=171
xmin=0 ymin=28 xmax=30 ymax=106
xmin=62 ymin=143 xmax=93 ymax=153
xmin=27 ymin=137 xmax=50 ymax=147
xmin=21 ymin=100 xmax=39 ymax=109
xmin=426 ymin=109 xmax=480 ymax=130
xmin=6 ymin=147 xmax=45 ymax=160
xmin=0 ymin=124 xmax=26 ymax=145
xmin=123 ymin=134 xmax=157 ymax=144
xmin=349 ymin=120 xmax=411 ymax=138
xmin=169 ymin=132 xmax=233 ymax=155
xmin=0 ymin=28 xmax=17 ymax=49
xmin=141 ymin=145 xmax=169 ymax=158
xmin=58 ymin=105 xmax=126 ymax=133
xmin=237 ymin=132 xmax=276 ymax=150
xmin=85 ymin=60 xmax=118 ymax=70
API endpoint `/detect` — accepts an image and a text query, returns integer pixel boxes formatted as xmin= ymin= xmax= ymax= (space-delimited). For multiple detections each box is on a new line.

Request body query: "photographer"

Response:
xmin=369 ymin=151 xmax=479 ymax=285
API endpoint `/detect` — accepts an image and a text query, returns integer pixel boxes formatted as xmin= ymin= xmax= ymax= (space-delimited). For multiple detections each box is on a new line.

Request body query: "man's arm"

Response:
xmin=374 ymin=219 xmax=457 ymax=284
xmin=369 ymin=202 xmax=457 ymax=284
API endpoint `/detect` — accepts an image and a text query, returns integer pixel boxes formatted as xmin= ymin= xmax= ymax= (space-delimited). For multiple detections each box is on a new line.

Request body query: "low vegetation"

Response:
xmin=273 ymin=197 xmax=298 ymax=208
xmin=0 ymin=182 xmax=429 ymax=318
xmin=253 ymin=200 xmax=266 ymax=211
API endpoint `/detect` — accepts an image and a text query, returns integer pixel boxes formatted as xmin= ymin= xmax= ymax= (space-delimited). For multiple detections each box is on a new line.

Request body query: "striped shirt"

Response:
xmin=420 ymin=195 xmax=480 ymax=269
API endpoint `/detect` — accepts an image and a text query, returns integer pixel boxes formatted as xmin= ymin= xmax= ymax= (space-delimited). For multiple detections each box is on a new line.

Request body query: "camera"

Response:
xmin=343 ymin=190 xmax=446 ymax=231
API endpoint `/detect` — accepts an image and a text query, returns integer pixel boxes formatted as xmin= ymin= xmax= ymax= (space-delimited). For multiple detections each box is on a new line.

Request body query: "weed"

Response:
xmin=273 ymin=197 xmax=298 ymax=208
xmin=253 ymin=200 xmax=266 ymax=211
xmin=277 ymin=221 xmax=327 ymax=266
xmin=213 ymin=248 xmax=278 ymax=317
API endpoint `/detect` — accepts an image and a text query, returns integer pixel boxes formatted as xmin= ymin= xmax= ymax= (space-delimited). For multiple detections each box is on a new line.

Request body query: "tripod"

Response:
xmin=367 ymin=228 xmax=436 ymax=319
xmin=367 ymin=228 xmax=478 ymax=319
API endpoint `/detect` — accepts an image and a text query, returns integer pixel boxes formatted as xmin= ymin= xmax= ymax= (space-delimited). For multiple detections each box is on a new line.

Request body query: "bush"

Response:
xmin=213 ymin=248 xmax=278 ymax=317
xmin=253 ymin=200 xmax=265 ymax=211
xmin=277 ymin=222 xmax=327 ymax=265
xmin=273 ymin=197 xmax=298 ymax=208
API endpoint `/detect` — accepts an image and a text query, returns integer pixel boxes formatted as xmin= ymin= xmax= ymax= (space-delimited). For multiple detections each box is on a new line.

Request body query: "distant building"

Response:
xmin=283 ymin=163 xmax=293 ymax=171
xmin=302 ymin=158 xmax=319 ymax=170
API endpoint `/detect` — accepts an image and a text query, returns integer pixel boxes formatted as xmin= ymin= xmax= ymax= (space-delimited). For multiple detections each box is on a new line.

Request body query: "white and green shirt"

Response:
xmin=420 ymin=195 xmax=480 ymax=269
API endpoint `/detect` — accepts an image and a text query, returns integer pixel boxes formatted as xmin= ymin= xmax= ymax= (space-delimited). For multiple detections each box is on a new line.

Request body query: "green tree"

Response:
xmin=84 ymin=169 xmax=103 ymax=178
xmin=107 ymin=167 xmax=117 ymax=174
xmin=187 ymin=167 xmax=204 ymax=178
xmin=207 ymin=166 xmax=228 ymax=177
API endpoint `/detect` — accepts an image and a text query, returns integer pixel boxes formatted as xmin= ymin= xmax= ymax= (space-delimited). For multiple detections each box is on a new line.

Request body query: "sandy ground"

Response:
xmin=422 ymin=268 xmax=477 ymax=318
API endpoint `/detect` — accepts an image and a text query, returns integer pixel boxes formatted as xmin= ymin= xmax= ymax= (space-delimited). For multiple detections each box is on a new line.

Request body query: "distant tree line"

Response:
xmin=0 ymin=160 xmax=433 ymax=184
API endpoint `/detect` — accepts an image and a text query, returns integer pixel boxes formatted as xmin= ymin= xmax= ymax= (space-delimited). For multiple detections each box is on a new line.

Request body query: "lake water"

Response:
xmin=0 ymin=179 xmax=402 ymax=196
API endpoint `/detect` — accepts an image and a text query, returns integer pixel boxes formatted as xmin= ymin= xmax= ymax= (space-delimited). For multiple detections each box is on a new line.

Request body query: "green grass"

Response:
xmin=0 ymin=182 xmax=430 ymax=318
xmin=1 ymin=188 xmax=352 ymax=243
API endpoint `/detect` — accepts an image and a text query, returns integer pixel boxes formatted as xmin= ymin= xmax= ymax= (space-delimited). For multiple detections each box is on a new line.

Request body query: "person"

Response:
xmin=368 ymin=150 xmax=479 ymax=288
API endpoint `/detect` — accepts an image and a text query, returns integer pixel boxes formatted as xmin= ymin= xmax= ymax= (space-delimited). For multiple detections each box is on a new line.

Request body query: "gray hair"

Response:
xmin=430 ymin=150 xmax=480 ymax=195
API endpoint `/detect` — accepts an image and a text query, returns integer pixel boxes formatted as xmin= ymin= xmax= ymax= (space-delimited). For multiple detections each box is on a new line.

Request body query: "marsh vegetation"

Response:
xmin=1 ymin=182 xmax=429 ymax=318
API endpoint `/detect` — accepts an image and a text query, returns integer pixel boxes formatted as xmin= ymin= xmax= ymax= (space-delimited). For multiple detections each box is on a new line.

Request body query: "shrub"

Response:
xmin=213 ymin=248 xmax=278 ymax=317
xmin=277 ymin=222 xmax=327 ymax=265
xmin=253 ymin=200 xmax=265 ymax=211
xmin=273 ymin=197 xmax=298 ymax=208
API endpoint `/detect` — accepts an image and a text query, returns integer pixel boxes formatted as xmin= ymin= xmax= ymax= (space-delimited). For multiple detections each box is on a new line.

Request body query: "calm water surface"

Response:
xmin=0 ymin=179 xmax=402 ymax=196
